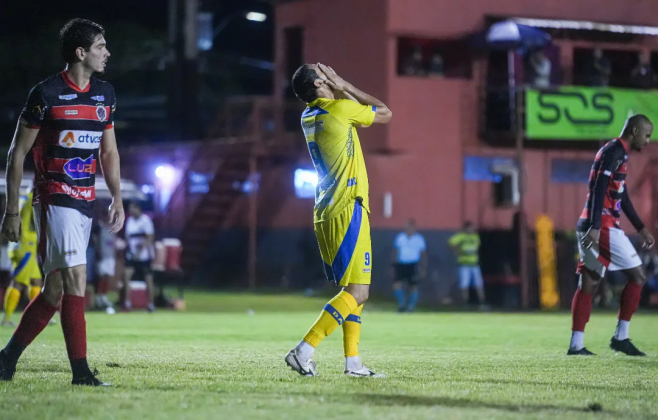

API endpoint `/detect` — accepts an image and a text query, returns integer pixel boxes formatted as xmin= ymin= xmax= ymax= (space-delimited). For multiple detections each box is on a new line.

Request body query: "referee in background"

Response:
xmin=392 ymin=218 xmax=427 ymax=312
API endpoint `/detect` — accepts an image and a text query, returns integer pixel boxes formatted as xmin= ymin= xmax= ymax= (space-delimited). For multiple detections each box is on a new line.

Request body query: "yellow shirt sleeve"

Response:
xmin=448 ymin=233 xmax=462 ymax=246
xmin=330 ymin=99 xmax=376 ymax=126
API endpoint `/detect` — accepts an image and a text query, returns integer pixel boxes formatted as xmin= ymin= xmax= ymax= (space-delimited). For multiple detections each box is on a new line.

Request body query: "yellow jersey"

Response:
xmin=448 ymin=232 xmax=481 ymax=266
xmin=9 ymin=191 xmax=38 ymax=263
xmin=301 ymin=98 xmax=376 ymax=222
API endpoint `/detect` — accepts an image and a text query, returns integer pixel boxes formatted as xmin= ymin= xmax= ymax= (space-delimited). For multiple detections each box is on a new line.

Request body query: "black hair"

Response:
xmin=292 ymin=64 xmax=320 ymax=103
xmin=59 ymin=18 xmax=105 ymax=64
xmin=623 ymin=114 xmax=653 ymax=136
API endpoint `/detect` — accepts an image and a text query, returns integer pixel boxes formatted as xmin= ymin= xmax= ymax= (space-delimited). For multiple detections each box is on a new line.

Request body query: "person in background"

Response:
xmin=589 ymin=48 xmax=611 ymax=87
xmin=2 ymin=191 xmax=47 ymax=327
xmin=392 ymin=218 xmax=427 ymax=312
xmin=529 ymin=50 xmax=551 ymax=88
xmin=449 ymin=221 xmax=487 ymax=309
xmin=631 ymin=53 xmax=656 ymax=89
xmin=122 ymin=202 xmax=155 ymax=312
xmin=427 ymin=51 xmax=444 ymax=77
xmin=93 ymin=212 xmax=116 ymax=313
xmin=402 ymin=47 xmax=425 ymax=76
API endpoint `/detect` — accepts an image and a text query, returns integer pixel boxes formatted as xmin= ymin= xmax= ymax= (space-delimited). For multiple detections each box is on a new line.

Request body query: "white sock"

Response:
xmin=345 ymin=356 xmax=363 ymax=371
xmin=295 ymin=340 xmax=315 ymax=361
xmin=614 ymin=320 xmax=630 ymax=340
xmin=570 ymin=331 xmax=584 ymax=350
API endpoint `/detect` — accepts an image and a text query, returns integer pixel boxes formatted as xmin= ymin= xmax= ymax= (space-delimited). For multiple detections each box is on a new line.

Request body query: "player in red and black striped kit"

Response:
xmin=569 ymin=115 xmax=655 ymax=356
xmin=0 ymin=19 xmax=125 ymax=385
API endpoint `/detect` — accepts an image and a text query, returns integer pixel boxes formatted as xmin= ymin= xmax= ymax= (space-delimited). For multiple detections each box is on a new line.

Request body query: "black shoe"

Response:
xmin=72 ymin=368 xmax=110 ymax=386
xmin=396 ymin=307 xmax=407 ymax=313
xmin=0 ymin=351 xmax=16 ymax=381
xmin=567 ymin=347 xmax=596 ymax=356
xmin=610 ymin=337 xmax=646 ymax=356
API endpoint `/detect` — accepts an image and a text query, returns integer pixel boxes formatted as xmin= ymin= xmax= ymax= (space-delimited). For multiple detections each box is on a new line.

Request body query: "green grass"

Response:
xmin=0 ymin=292 xmax=656 ymax=420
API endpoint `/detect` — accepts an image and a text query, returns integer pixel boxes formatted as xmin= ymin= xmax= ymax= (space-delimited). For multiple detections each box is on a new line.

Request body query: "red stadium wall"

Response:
xmin=271 ymin=0 xmax=658 ymax=235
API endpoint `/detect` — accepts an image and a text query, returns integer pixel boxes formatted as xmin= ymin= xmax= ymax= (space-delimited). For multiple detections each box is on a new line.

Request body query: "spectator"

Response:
xmin=427 ymin=52 xmax=444 ymax=77
xmin=527 ymin=50 xmax=551 ymax=88
xmin=392 ymin=218 xmax=427 ymax=312
xmin=631 ymin=53 xmax=656 ymax=89
xmin=402 ymin=47 xmax=425 ymax=76
xmin=93 ymin=212 xmax=117 ymax=313
xmin=448 ymin=221 xmax=488 ymax=309
xmin=588 ymin=48 xmax=611 ymax=87
xmin=122 ymin=202 xmax=156 ymax=312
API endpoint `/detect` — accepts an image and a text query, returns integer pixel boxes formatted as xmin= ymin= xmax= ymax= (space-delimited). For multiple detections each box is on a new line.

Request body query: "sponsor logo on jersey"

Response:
xmin=63 ymin=155 xmax=95 ymax=180
xmin=347 ymin=177 xmax=357 ymax=187
xmin=96 ymin=106 xmax=107 ymax=122
xmin=65 ymin=110 xmax=78 ymax=115
xmin=60 ymin=183 xmax=93 ymax=199
xmin=91 ymin=95 xmax=105 ymax=101
xmin=58 ymin=131 xmax=103 ymax=149
xmin=59 ymin=94 xmax=78 ymax=100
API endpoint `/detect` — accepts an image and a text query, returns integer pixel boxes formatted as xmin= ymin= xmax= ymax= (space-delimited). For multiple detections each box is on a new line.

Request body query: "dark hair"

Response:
xmin=129 ymin=201 xmax=143 ymax=210
xmin=292 ymin=64 xmax=320 ymax=102
xmin=623 ymin=114 xmax=653 ymax=135
xmin=59 ymin=18 xmax=105 ymax=64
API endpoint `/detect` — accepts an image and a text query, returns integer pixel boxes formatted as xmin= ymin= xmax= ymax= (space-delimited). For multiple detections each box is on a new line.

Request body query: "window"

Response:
xmin=551 ymin=159 xmax=591 ymax=184
xmin=397 ymin=37 xmax=472 ymax=79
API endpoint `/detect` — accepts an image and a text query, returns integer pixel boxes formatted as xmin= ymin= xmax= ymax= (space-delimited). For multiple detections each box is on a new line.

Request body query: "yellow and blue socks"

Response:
xmin=297 ymin=291 xmax=358 ymax=360
xmin=3 ymin=287 xmax=21 ymax=323
xmin=29 ymin=286 xmax=41 ymax=301
xmin=343 ymin=304 xmax=363 ymax=371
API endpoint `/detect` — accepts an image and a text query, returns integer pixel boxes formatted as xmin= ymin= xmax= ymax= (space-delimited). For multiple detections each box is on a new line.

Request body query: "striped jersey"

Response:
xmin=20 ymin=71 xmax=116 ymax=217
xmin=577 ymin=138 xmax=628 ymax=231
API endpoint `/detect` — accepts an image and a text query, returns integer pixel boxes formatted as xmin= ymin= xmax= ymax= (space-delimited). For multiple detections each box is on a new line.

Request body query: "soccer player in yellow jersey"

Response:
xmin=2 ymin=191 xmax=44 ymax=327
xmin=285 ymin=63 xmax=392 ymax=377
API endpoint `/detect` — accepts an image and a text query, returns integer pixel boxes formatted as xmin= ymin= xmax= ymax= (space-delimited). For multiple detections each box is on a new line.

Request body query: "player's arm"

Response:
xmin=582 ymin=148 xmax=623 ymax=249
xmin=318 ymin=63 xmax=392 ymax=124
xmin=621 ymin=185 xmax=655 ymax=249
xmin=99 ymin=127 xmax=125 ymax=234
xmin=1 ymin=121 xmax=39 ymax=242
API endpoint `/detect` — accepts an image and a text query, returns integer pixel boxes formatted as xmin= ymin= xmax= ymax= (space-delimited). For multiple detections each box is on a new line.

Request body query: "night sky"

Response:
xmin=0 ymin=0 xmax=274 ymax=60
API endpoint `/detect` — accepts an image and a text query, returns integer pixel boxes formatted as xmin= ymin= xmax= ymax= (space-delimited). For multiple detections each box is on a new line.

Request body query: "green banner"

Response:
xmin=526 ymin=87 xmax=658 ymax=140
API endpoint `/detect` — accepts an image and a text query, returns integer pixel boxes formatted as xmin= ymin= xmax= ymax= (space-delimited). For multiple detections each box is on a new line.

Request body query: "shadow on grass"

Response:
xmin=349 ymin=393 xmax=609 ymax=414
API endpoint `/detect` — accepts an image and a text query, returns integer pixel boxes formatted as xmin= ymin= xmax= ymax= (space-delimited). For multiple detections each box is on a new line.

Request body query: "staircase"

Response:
xmin=158 ymin=97 xmax=304 ymax=283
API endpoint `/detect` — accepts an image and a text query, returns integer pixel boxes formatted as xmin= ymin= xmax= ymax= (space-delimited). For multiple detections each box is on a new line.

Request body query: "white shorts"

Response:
xmin=577 ymin=228 xmax=641 ymax=277
xmin=34 ymin=204 xmax=93 ymax=274
xmin=97 ymin=258 xmax=116 ymax=276
xmin=459 ymin=265 xmax=484 ymax=289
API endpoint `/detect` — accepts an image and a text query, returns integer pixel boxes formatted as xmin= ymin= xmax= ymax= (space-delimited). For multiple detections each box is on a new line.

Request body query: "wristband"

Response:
xmin=4 ymin=213 xmax=19 ymax=217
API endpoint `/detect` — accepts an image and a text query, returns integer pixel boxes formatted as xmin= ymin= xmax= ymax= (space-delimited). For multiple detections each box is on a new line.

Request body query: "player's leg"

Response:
xmin=143 ymin=264 xmax=156 ymax=312
xmin=122 ymin=265 xmax=135 ymax=310
xmin=29 ymin=278 xmax=42 ymax=301
xmin=340 ymin=208 xmax=382 ymax=377
xmin=609 ymin=270 xmax=646 ymax=356
xmin=568 ymin=230 xmax=608 ymax=355
xmin=568 ymin=267 xmax=600 ymax=355
xmin=459 ymin=266 xmax=470 ymax=305
xmin=472 ymin=265 xmax=488 ymax=309
xmin=0 ymin=271 xmax=61 ymax=380
xmin=403 ymin=264 xmax=419 ymax=312
xmin=2 ymin=281 xmax=26 ymax=326
xmin=286 ymin=202 xmax=363 ymax=376
xmin=58 ymin=264 xmax=107 ymax=384
xmin=393 ymin=265 xmax=406 ymax=312
xmin=599 ymin=228 xmax=646 ymax=356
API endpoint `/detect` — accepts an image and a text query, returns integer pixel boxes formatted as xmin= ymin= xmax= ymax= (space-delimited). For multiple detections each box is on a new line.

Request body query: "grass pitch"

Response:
xmin=0 ymin=292 xmax=656 ymax=420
